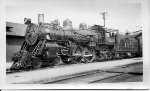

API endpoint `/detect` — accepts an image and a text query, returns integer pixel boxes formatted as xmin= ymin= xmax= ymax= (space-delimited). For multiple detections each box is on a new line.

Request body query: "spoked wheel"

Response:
xmin=72 ymin=46 xmax=96 ymax=63
xmin=80 ymin=47 xmax=96 ymax=63
xmin=71 ymin=46 xmax=83 ymax=64
xmin=31 ymin=58 xmax=42 ymax=69
xmin=97 ymin=45 xmax=111 ymax=61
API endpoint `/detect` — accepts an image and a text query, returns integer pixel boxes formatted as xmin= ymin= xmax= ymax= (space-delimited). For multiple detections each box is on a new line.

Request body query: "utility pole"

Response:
xmin=101 ymin=12 xmax=107 ymax=27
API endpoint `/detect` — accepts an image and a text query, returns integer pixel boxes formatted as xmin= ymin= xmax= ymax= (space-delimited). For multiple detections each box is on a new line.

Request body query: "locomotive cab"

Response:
xmin=105 ymin=28 xmax=118 ymax=45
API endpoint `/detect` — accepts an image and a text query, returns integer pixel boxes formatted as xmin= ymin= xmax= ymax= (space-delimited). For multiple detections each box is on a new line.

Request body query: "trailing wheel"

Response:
xmin=97 ymin=45 xmax=112 ymax=61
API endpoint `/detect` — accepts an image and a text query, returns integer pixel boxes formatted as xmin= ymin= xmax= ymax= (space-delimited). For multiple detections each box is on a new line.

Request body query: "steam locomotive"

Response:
xmin=10 ymin=14 xmax=142 ymax=69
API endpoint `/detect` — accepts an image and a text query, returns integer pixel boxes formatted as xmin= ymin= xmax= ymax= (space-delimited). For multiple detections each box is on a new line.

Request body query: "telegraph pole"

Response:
xmin=101 ymin=12 xmax=107 ymax=27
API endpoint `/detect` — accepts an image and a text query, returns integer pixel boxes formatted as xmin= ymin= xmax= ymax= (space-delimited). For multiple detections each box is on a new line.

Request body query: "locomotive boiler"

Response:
xmin=10 ymin=14 xmax=142 ymax=70
xmin=10 ymin=14 xmax=99 ymax=69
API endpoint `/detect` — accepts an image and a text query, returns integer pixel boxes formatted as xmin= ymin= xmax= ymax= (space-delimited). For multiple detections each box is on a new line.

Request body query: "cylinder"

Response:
xmin=38 ymin=14 xmax=44 ymax=24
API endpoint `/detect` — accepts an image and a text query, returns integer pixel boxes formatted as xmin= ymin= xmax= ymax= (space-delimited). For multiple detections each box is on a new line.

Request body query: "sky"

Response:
xmin=5 ymin=0 xmax=142 ymax=33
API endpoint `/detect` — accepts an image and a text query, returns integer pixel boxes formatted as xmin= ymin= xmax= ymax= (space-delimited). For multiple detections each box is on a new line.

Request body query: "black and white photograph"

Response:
xmin=5 ymin=0 xmax=144 ymax=84
xmin=0 ymin=0 xmax=149 ymax=89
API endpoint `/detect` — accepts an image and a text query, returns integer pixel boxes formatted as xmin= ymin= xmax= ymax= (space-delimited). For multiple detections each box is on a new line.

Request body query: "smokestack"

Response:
xmin=38 ymin=14 xmax=44 ymax=25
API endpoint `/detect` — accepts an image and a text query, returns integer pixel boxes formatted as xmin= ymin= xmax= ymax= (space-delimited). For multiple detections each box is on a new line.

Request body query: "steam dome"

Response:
xmin=63 ymin=19 xmax=72 ymax=28
xmin=79 ymin=23 xmax=87 ymax=30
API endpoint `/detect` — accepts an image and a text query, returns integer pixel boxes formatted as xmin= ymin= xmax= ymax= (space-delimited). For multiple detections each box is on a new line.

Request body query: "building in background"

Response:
xmin=6 ymin=22 xmax=27 ymax=62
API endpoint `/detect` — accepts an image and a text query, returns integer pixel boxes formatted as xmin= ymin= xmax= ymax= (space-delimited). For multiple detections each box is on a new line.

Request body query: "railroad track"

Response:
xmin=6 ymin=57 xmax=141 ymax=74
xmin=43 ymin=62 xmax=143 ymax=84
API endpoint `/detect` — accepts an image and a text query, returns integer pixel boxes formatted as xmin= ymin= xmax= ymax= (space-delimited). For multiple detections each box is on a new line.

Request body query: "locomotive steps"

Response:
xmin=7 ymin=57 xmax=142 ymax=84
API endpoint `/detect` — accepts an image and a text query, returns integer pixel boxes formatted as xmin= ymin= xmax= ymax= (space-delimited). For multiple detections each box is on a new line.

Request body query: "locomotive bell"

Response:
xmin=63 ymin=19 xmax=72 ymax=28
xmin=79 ymin=23 xmax=87 ymax=30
